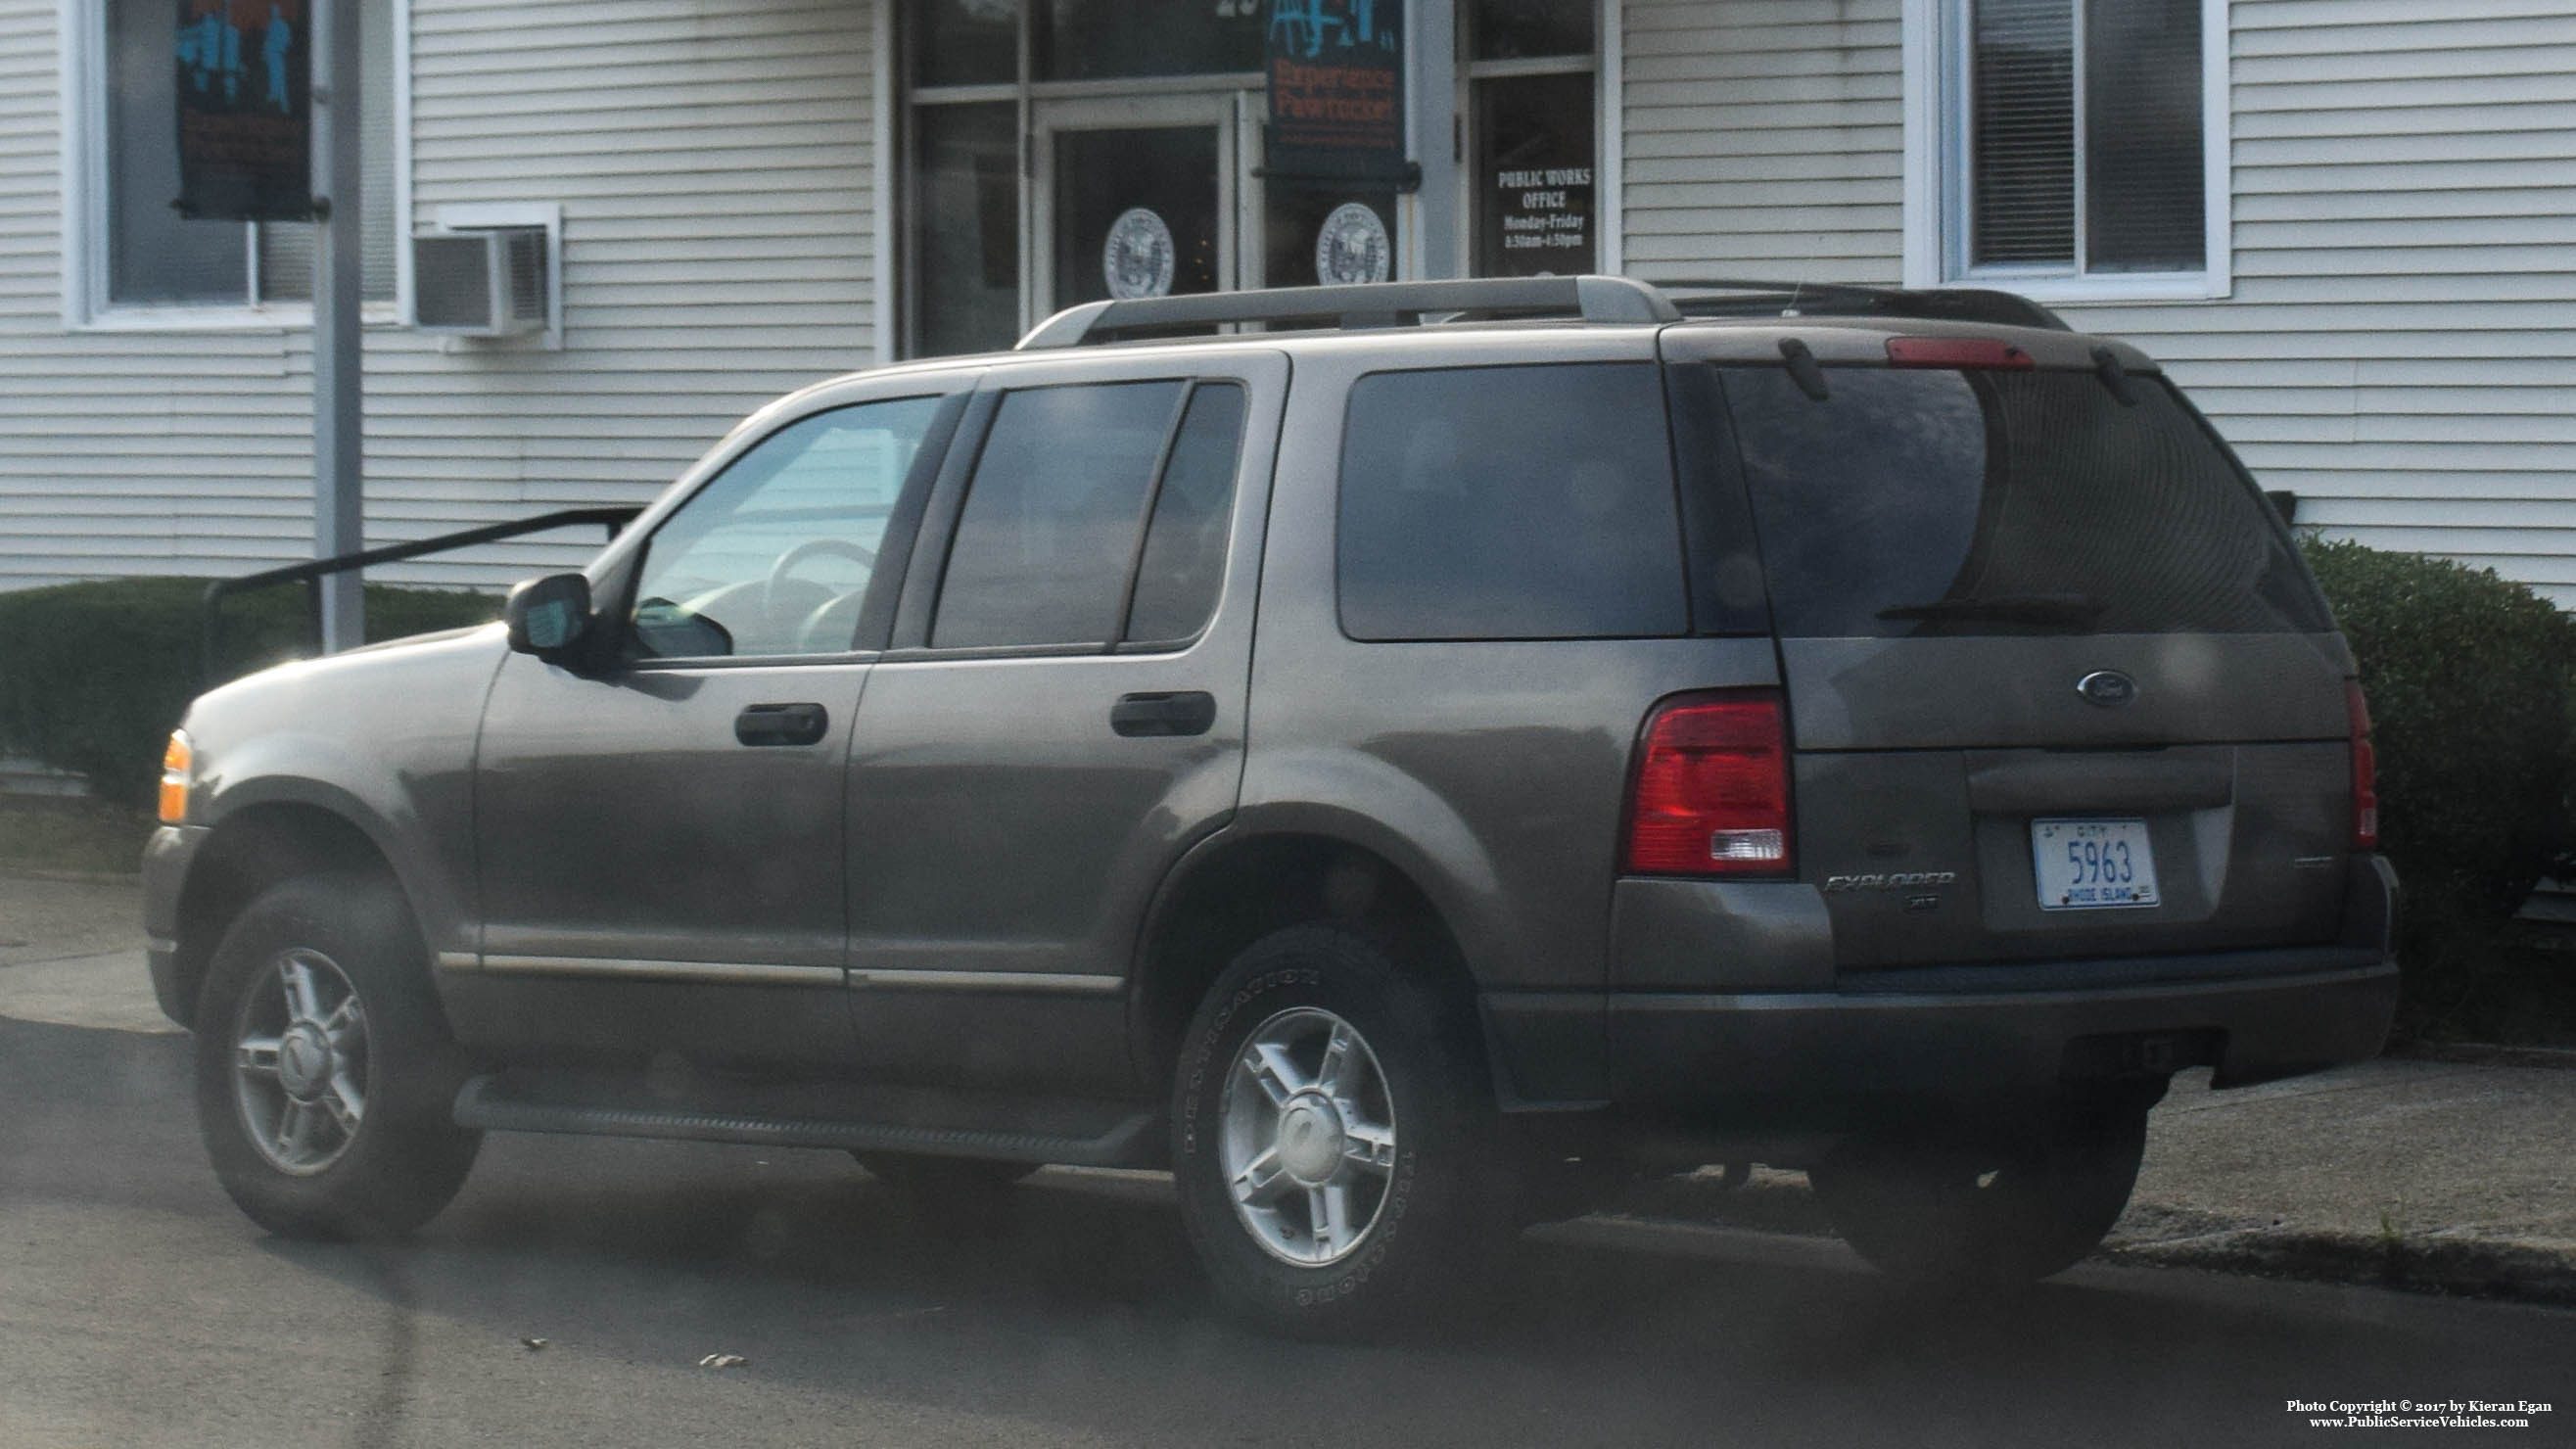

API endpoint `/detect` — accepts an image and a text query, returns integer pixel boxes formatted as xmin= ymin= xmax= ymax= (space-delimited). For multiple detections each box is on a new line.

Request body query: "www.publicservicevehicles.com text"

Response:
xmin=2288 ymin=1400 xmax=2552 ymax=1429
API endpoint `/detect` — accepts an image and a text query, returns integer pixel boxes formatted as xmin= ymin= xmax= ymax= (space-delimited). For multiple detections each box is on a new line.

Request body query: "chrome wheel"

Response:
xmin=230 ymin=949 xmax=369 ymax=1176
xmin=1218 ymin=1006 xmax=1399 ymax=1267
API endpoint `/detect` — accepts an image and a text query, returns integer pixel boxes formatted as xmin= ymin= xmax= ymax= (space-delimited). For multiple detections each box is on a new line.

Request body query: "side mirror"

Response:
xmin=504 ymin=573 xmax=593 ymax=659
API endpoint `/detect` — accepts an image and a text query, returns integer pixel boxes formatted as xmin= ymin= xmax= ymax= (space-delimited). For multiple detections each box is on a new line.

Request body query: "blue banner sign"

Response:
xmin=1265 ymin=0 xmax=1409 ymax=188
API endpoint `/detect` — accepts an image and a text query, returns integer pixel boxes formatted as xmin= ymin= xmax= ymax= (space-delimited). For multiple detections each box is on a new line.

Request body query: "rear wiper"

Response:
xmin=1875 ymin=592 xmax=2106 ymax=627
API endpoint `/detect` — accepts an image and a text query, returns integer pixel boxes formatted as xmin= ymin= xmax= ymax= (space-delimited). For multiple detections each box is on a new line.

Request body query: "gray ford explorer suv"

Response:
xmin=143 ymin=276 xmax=2399 ymax=1334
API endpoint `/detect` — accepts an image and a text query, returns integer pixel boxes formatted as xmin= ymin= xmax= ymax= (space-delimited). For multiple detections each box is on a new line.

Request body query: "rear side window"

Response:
xmin=933 ymin=381 xmax=1182 ymax=648
xmin=1336 ymin=363 xmax=1687 ymax=641
xmin=1717 ymin=365 xmax=2333 ymax=637
xmin=1125 ymin=383 xmax=1246 ymax=645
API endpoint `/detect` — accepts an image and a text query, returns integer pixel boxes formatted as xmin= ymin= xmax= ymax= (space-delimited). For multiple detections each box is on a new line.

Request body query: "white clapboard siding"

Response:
xmin=1619 ymin=0 xmax=1905 ymax=280
xmin=1619 ymin=0 xmax=2576 ymax=606
xmin=0 ymin=0 xmax=877 ymax=593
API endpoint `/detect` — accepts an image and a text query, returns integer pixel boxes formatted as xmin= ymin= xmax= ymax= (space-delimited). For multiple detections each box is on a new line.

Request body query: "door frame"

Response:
xmin=1025 ymin=90 xmax=1264 ymax=322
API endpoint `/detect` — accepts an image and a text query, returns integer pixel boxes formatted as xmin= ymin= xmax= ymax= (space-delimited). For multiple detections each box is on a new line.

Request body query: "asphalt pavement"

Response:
xmin=2 ymin=1013 xmax=2571 ymax=1448
xmin=3 ymin=867 xmax=2574 ymax=1447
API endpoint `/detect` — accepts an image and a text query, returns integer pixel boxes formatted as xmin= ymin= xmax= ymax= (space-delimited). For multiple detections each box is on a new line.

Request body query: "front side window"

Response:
xmin=1948 ymin=0 xmax=2211 ymax=284
xmin=91 ymin=0 xmax=398 ymax=314
xmin=629 ymin=397 xmax=946 ymax=659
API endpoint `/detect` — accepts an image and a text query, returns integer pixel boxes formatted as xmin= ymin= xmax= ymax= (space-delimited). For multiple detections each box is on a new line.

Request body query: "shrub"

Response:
xmin=2301 ymin=538 xmax=2576 ymax=925
xmin=0 ymin=577 xmax=499 ymax=810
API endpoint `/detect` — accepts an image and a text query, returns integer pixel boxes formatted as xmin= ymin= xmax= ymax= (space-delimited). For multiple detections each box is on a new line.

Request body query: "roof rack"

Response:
xmin=1647 ymin=278 xmax=2072 ymax=331
xmin=1014 ymin=275 xmax=1680 ymax=350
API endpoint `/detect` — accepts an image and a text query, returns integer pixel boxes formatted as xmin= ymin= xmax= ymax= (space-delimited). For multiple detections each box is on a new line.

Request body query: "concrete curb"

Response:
xmin=1615 ymin=1171 xmax=2576 ymax=1309
xmin=2386 ymin=1040 xmax=2576 ymax=1071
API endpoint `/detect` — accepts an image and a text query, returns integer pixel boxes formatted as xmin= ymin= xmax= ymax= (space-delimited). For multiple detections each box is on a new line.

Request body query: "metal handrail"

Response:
xmin=201 ymin=505 xmax=640 ymax=683
xmin=1015 ymin=275 xmax=1681 ymax=350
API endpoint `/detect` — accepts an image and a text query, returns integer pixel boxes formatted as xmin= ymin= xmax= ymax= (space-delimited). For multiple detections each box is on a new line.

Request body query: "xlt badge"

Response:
xmin=1823 ymin=870 xmax=1959 ymax=892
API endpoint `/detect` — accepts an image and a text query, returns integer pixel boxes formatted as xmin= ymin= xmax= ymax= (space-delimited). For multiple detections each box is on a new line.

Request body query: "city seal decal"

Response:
xmin=1103 ymin=207 xmax=1177 ymax=301
xmin=1314 ymin=202 xmax=1391 ymax=286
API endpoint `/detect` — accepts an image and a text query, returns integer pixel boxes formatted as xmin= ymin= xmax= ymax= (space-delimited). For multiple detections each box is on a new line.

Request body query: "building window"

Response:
xmin=82 ymin=0 xmax=400 ymax=320
xmin=1466 ymin=0 xmax=1598 ymax=278
xmin=1931 ymin=0 xmax=2224 ymax=294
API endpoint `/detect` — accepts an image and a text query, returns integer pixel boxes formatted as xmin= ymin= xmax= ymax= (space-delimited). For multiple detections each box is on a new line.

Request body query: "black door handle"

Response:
xmin=735 ymin=702 xmax=828 ymax=747
xmin=1110 ymin=690 xmax=1216 ymax=738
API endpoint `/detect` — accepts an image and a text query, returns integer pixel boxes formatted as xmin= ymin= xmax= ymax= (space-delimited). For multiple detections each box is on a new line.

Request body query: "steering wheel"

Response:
xmin=761 ymin=538 xmax=876 ymax=637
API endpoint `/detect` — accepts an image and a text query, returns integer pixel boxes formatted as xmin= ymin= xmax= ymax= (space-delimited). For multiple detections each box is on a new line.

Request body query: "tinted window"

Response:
xmin=1336 ymin=364 xmax=1687 ymax=641
xmin=629 ymin=397 xmax=943 ymax=659
xmin=1125 ymin=384 xmax=1246 ymax=645
xmin=1718 ymin=366 xmax=2333 ymax=637
xmin=934 ymin=381 xmax=1184 ymax=649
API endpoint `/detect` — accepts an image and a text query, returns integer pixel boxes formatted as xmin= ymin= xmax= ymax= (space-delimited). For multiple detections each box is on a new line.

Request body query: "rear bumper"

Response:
xmin=1485 ymin=955 xmax=2397 ymax=1121
xmin=1482 ymin=855 xmax=2402 ymax=1120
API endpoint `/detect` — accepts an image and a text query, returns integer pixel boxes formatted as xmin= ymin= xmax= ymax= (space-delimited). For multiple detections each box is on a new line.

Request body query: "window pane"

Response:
xmin=2085 ymin=0 xmax=2202 ymax=272
xmin=630 ymin=397 xmax=944 ymax=658
xmin=1473 ymin=0 xmax=1593 ymax=60
xmin=1054 ymin=126 xmax=1222 ymax=307
xmin=1034 ymin=0 xmax=1261 ymax=80
xmin=1970 ymin=0 xmax=2074 ymax=268
xmin=1125 ymin=383 xmax=1245 ymax=644
xmin=109 ymin=0 xmax=247 ymax=304
xmin=1337 ymin=364 xmax=1686 ymax=641
xmin=934 ymin=382 xmax=1183 ymax=649
xmin=1472 ymin=71 xmax=1597 ymax=277
xmin=914 ymin=104 xmax=1021 ymax=356
xmin=916 ymin=0 xmax=1018 ymax=86
xmin=1718 ymin=367 xmax=2331 ymax=638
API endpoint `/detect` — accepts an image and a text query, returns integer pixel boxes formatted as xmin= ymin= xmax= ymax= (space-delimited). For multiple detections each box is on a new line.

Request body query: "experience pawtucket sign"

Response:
xmin=1264 ymin=0 xmax=1409 ymax=188
xmin=173 ymin=0 xmax=311 ymax=221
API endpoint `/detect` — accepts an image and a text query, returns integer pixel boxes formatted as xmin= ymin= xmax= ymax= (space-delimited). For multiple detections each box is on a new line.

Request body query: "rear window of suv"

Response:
xmin=1711 ymin=364 xmax=2334 ymax=637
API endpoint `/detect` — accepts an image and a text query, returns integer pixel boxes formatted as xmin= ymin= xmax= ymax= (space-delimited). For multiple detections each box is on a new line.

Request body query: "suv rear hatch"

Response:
xmin=1665 ymin=326 xmax=2356 ymax=971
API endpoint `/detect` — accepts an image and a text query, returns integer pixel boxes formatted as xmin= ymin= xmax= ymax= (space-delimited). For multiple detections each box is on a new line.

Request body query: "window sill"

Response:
xmin=72 ymin=303 xmax=405 ymax=334
xmin=1944 ymin=272 xmax=2227 ymax=304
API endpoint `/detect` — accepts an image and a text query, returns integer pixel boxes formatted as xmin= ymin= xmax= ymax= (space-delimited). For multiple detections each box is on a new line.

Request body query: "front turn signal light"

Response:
xmin=158 ymin=730 xmax=194 ymax=824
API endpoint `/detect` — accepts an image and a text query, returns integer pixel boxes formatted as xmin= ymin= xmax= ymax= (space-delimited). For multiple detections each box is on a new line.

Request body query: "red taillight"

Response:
xmin=2347 ymin=679 xmax=2379 ymax=850
xmin=1623 ymin=691 xmax=1793 ymax=876
xmin=1886 ymin=336 xmax=2037 ymax=370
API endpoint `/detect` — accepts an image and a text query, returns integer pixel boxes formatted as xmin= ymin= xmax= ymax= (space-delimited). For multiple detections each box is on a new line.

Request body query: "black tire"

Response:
xmin=1171 ymin=923 xmax=1510 ymax=1337
xmin=192 ymin=874 xmax=481 ymax=1240
xmin=853 ymin=1152 xmax=1038 ymax=1196
xmin=1807 ymin=1103 xmax=2149 ymax=1293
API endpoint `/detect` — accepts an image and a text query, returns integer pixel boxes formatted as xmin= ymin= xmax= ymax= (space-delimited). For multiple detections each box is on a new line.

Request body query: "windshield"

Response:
xmin=1711 ymin=364 xmax=2334 ymax=638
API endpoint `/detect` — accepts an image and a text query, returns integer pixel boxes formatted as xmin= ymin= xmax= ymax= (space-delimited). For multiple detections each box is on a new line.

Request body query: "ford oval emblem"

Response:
xmin=2077 ymin=670 xmax=2137 ymax=708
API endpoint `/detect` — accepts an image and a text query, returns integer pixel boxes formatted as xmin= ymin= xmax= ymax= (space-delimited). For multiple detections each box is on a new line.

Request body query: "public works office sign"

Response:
xmin=174 ymin=0 xmax=311 ymax=221
xmin=1265 ymin=0 xmax=1407 ymax=186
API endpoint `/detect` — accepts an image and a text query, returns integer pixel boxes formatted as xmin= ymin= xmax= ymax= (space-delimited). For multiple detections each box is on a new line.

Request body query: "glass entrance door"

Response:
xmin=1031 ymin=94 xmax=1244 ymax=318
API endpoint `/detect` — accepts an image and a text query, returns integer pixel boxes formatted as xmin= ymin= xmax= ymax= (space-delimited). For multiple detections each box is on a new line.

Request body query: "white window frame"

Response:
xmin=59 ymin=0 xmax=412 ymax=331
xmin=1901 ymin=0 xmax=2229 ymax=302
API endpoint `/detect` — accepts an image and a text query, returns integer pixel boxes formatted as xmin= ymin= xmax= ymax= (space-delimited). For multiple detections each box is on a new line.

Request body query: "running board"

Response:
xmin=451 ymin=1071 xmax=1160 ymax=1168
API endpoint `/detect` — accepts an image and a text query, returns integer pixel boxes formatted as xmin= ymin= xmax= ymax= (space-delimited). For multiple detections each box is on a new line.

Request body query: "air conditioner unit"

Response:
xmin=412 ymin=226 xmax=549 ymax=338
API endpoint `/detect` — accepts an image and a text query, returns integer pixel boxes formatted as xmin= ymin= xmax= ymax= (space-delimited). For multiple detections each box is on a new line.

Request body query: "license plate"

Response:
xmin=2031 ymin=818 xmax=2160 ymax=911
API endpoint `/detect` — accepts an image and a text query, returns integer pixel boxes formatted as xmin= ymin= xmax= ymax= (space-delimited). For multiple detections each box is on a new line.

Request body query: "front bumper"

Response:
xmin=142 ymin=823 xmax=206 ymax=1028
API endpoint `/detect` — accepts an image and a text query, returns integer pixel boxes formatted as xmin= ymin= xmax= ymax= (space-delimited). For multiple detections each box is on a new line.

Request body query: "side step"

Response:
xmin=452 ymin=1070 xmax=1160 ymax=1168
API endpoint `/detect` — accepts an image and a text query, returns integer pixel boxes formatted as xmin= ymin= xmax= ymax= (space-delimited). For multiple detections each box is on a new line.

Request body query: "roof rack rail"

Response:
xmin=1647 ymin=277 xmax=2071 ymax=332
xmin=1014 ymin=274 xmax=1680 ymax=350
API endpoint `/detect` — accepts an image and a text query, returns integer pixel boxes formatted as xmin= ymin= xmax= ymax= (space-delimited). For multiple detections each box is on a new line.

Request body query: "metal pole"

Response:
xmin=310 ymin=0 xmax=364 ymax=651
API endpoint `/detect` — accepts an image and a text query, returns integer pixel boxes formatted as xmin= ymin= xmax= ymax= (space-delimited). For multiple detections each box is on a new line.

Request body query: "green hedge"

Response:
xmin=2301 ymin=538 xmax=2576 ymax=926
xmin=0 ymin=577 xmax=498 ymax=810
